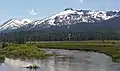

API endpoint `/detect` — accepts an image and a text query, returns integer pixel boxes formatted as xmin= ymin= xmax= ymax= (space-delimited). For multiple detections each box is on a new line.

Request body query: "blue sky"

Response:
xmin=0 ymin=0 xmax=120 ymax=23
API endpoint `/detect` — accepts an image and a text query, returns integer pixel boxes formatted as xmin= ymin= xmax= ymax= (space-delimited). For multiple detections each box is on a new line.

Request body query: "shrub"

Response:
xmin=0 ymin=55 xmax=5 ymax=63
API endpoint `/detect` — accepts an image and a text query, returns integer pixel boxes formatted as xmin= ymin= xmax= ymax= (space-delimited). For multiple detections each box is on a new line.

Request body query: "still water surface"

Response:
xmin=0 ymin=49 xmax=120 ymax=71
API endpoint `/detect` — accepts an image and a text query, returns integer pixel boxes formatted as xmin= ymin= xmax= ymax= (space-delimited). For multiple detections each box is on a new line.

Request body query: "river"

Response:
xmin=0 ymin=49 xmax=120 ymax=71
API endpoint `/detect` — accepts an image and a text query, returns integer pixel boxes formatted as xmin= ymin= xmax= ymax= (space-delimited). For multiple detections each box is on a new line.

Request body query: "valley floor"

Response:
xmin=1 ymin=40 xmax=120 ymax=62
xmin=34 ymin=40 xmax=120 ymax=62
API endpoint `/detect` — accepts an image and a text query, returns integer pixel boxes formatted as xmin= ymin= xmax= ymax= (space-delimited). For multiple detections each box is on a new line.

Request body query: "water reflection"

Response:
xmin=29 ymin=69 xmax=38 ymax=71
xmin=0 ymin=49 xmax=120 ymax=71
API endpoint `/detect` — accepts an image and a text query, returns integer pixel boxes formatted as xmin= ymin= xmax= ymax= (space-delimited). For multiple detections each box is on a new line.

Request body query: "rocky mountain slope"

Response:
xmin=0 ymin=8 xmax=120 ymax=32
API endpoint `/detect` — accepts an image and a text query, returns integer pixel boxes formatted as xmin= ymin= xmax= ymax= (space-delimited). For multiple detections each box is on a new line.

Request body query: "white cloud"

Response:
xmin=80 ymin=0 xmax=83 ymax=3
xmin=29 ymin=8 xmax=38 ymax=15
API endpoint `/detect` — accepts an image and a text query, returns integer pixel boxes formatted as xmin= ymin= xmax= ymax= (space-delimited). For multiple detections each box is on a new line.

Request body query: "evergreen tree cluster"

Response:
xmin=0 ymin=30 xmax=120 ymax=44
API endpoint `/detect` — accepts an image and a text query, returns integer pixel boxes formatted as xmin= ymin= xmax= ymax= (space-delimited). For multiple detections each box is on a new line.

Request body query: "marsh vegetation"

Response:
xmin=0 ymin=40 xmax=120 ymax=62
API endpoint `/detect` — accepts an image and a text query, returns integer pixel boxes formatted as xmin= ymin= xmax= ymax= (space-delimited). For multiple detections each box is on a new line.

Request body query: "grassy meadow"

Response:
xmin=0 ymin=40 xmax=120 ymax=62
xmin=35 ymin=40 xmax=120 ymax=62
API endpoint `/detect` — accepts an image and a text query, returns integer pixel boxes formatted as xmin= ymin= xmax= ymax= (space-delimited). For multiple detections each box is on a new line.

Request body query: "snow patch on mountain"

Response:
xmin=0 ymin=8 xmax=120 ymax=31
xmin=0 ymin=18 xmax=32 ymax=31
xmin=30 ymin=9 xmax=120 ymax=27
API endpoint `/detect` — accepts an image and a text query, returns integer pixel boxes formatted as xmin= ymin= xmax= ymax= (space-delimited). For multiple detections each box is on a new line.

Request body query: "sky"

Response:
xmin=0 ymin=0 xmax=120 ymax=23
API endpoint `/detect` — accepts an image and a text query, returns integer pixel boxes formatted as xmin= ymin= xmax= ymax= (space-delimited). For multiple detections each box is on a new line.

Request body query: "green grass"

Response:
xmin=0 ymin=44 xmax=53 ymax=60
xmin=1 ymin=40 xmax=120 ymax=62
xmin=33 ymin=40 xmax=120 ymax=62
xmin=0 ymin=55 xmax=5 ymax=63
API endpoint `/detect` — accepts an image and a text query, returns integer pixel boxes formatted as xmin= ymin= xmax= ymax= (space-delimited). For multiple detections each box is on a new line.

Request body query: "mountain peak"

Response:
xmin=0 ymin=9 xmax=120 ymax=32
xmin=0 ymin=18 xmax=32 ymax=31
xmin=112 ymin=10 xmax=120 ymax=13
xmin=64 ymin=8 xmax=74 ymax=11
xmin=30 ymin=9 xmax=119 ymax=27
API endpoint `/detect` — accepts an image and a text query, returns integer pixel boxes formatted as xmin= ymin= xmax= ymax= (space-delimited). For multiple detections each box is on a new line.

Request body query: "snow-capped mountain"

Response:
xmin=29 ymin=8 xmax=120 ymax=28
xmin=0 ymin=18 xmax=32 ymax=31
xmin=0 ymin=8 xmax=120 ymax=32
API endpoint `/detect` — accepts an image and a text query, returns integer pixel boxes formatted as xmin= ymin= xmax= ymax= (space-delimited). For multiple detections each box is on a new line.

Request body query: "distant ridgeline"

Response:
xmin=0 ymin=9 xmax=120 ymax=43
xmin=0 ymin=16 xmax=120 ymax=43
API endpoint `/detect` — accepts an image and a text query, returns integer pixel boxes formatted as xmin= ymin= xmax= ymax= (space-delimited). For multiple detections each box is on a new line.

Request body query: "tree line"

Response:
xmin=0 ymin=30 xmax=120 ymax=44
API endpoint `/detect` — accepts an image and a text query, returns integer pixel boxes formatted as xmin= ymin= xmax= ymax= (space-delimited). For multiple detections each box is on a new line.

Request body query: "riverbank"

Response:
xmin=34 ymin=40 xmax=120 ymax=62
xmin=0 ymin=44 xmax=53 ymax=61
xmin=1 ymin=40 xmax=120 ymax=62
